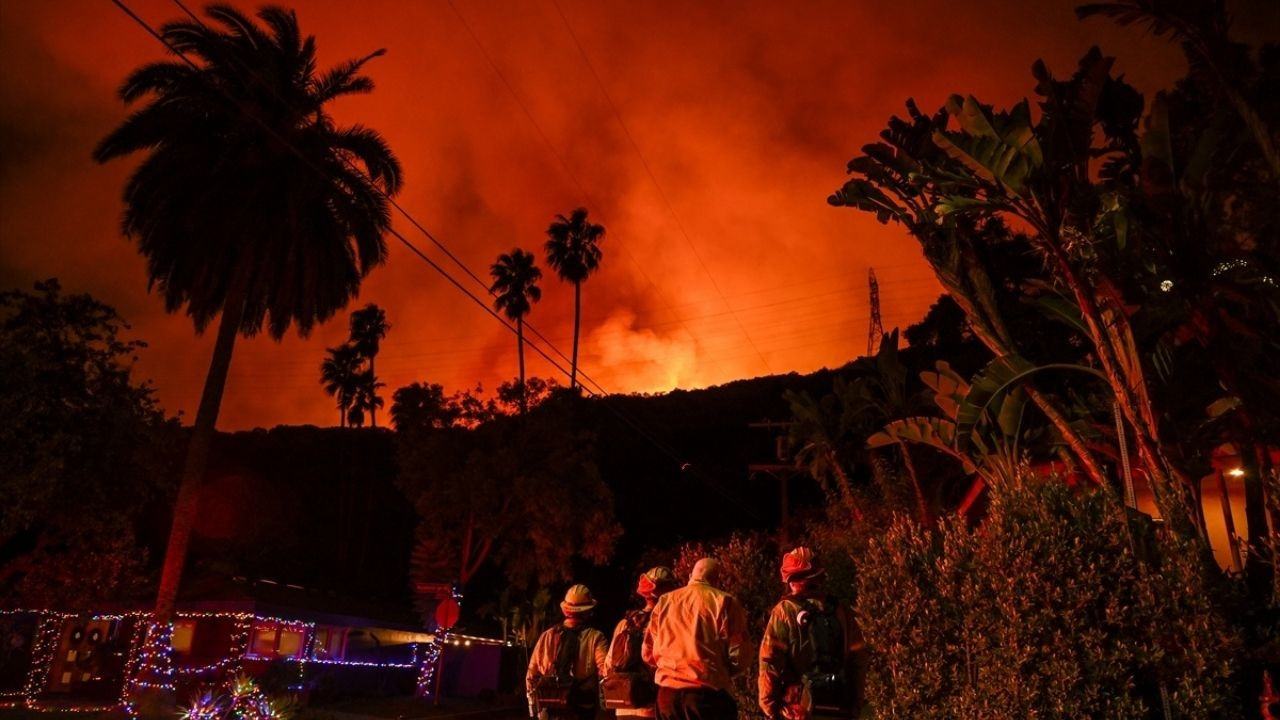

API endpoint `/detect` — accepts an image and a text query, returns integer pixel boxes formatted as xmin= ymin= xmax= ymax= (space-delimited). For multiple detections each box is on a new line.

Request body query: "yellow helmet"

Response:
xmin=560 ymin=584 xmax=597 ymax=615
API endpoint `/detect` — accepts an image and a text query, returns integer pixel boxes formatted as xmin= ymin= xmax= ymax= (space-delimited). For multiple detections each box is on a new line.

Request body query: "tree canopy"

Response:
xmin=0 ymin=280 xmax=175 ymax=609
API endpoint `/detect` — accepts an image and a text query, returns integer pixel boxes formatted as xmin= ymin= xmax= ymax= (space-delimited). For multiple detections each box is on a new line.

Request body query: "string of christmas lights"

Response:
xmin=129 ymin=621 xmax=176 ymax=692
xmin=116 ymin=620 xmax=147 ymax=718
xmin=1 ymin=606 xmax=499 ymax=712
xmin=415 ymin=584 xmax=467 ymax=698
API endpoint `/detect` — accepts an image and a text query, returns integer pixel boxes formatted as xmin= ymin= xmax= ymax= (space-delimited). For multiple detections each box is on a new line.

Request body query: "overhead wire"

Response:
xmin=120 ymin=0 xmax=767 ymax=519
xmin=183 ymin=0 xmax=931 ymax=395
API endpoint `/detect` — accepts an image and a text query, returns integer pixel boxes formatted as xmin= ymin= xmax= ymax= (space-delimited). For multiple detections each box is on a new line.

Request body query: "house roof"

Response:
xmin=176 ymin=576 xmax=427 ymax=633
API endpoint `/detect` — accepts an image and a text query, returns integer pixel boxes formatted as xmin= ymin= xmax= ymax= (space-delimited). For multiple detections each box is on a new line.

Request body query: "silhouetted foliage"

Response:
xmin=545 ymin=208 xmax=605 ymax=390
xmin=348 ymin=304 xmax=390 ymax=428
xmin=399 ymin=393 xmax=621 ymax=594
xmin=93 ymin=3 xmax=402 ymax=619
xmin=391 ymin=382 xmax=503 ymax=433
xmin=320 ymin=343 xmax=362 ymax=427
xmin=860 ymin=477 xmax=1241 ymax=718
xmin=0 ymin=280 xmax=176 ymax=609
xmin=490 ymin=249 xmax=543 ymax=413
xmin=821 ymin=4 xmax=1279 ymax=713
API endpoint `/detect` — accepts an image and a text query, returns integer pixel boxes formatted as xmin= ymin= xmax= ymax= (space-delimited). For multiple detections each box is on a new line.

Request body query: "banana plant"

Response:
xmin=832 ymin=47 xmax=1218 ymax=537
xmin=871 ymin=356 xmax=1114 ymax=515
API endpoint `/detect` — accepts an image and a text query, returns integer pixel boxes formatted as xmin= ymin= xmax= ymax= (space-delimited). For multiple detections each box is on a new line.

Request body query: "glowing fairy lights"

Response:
xmin=0 ymin=607 xmax=496 ymax=713
xmin=179 ymin=673 xmax=288 ymax=720
xmin=129 ymin=621 xmax=176 ymax=692
xmin=415 ymin=637 xmax=445 ymax=697
xmin=0 ymin=610 xmax=139 ymax=716
xmin=415 ymin=584 xmax=474 ymax=698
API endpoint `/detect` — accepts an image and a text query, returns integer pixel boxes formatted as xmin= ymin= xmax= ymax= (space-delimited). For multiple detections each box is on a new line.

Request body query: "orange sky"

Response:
xmin=1 ymin=1 xmax=1274 ymax=430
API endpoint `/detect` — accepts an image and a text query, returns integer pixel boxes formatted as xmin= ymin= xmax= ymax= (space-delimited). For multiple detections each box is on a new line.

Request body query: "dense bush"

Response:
xmin=857 ymin=477 xmax=1242 ymax=719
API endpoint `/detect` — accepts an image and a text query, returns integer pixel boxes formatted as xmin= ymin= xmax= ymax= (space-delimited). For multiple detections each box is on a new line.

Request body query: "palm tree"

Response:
xmin=489 ymin=248 xmax=542 ymax=413
xmin=320 ymin=344 xmax=363 ymax=427
xmin=349 ymin=369 xmax=384 ymax=429
xmin=93 ymin=5 xmax=401 ymax=622
xmin=348 ymin=304 xmax=390 ymax=427
xmin=544 ymin=208 xmax=604 ymax=390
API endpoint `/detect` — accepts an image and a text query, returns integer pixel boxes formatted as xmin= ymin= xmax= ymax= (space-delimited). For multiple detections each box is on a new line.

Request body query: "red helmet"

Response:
xmin=780 ymin=547 xmax=825 ymax=583
xmin=637 ymin=566 xmax=678 ymax=599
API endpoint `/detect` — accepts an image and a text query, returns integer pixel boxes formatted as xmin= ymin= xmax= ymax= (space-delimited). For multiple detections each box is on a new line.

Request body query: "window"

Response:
xmin=248 ymin=621 xmax=309 ymax=659
xmin=312 ymin=627 xmax=346 ymax=659
xmin=313 ymin=628 xmax=331 ymax=658
xmin=171 ymin=621 xmax=197 ymax=655
xmin=277 ymin=629 xmax=303 ymax=658
xmin=250 ymin=625 xmax=278 ymax=656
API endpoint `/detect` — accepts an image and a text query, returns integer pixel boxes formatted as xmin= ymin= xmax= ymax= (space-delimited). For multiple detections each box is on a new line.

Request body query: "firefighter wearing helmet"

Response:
xmin=758 ymin=548 xmax=865 ymax=720
xmin=527 ymin=584 xmax=609 ymax=720
xmin=603 ymin=567 xmax=680 ymax=717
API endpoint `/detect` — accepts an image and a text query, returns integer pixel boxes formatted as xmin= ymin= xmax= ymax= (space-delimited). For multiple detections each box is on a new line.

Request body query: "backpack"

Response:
xmin=601 ymin=610 xmax=657 ymax=709
xmin=797 ymin=598 xmax=852 ymax=718
xmin=533 ymin=626 xmax=587 ymax=710
xmin=608 ymin=609 xmax=648 ymax=673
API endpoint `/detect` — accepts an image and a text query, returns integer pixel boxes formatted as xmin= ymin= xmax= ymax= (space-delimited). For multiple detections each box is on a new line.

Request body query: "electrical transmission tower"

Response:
xmin=867 ymin=267 xmax=883 ymax=356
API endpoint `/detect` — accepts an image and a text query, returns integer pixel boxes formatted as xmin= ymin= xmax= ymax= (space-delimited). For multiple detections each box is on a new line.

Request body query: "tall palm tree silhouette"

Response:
xmin=348 ymin=369 xmax=385 ymax=428
xmin=349 ymin=304 xmax=389 ymax=427
xmin=93 ymin=5 xmax=401 ymax=621
xmin=490 ymin=248 xmax=542 ymax=413
xmin=545 ymin=208 xmax=604 ymax=390
xmin=321 ymin=344 xmax=363 ymax=427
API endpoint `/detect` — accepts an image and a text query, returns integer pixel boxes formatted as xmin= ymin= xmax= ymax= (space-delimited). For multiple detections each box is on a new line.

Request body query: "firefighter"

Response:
xmin=605 ymin=566 xmax=680 ymax=718
xmin=643 ymin=558 xmax=748 ymax=720
xmin=527 ymin=584 xmax=609 ymax=720
xmin=758 ymin=547 xmax=865 ymax=720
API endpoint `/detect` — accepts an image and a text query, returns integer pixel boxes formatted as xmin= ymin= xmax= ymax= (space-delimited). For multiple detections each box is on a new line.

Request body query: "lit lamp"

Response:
xmin=1216 ymin=467 xmax=1246 ymax=573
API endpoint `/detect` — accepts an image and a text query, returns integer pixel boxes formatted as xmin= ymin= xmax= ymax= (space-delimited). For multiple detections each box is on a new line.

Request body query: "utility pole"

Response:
xmin=748 ymin=420 xmax=800 ymax=548
xmin=867 ymin=267 xmax=883 ymax=356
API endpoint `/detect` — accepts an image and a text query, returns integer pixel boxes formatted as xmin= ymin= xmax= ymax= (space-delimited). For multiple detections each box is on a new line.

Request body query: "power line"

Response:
xmin=114 ymin=0 xmax=579 ymax=388
xmin=171 ymin=0 xmax=607 ymax=393
xmin=116 ymin=0 xmax=763 ymax=517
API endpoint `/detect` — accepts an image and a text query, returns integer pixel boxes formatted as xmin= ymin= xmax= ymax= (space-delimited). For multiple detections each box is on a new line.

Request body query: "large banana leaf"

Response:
xmin=1023 ymin=285 xmax=1089 ymax=335
xmin=955 ymin=356 xmax=1108 ymax=449
xmin=932 ymin=132 xmax=1034 ymax=195
xmin=946 ymin=94 xmax=1000 ymax=139
xmin=919 ymin=360 xmax=969 ymax=422
xmin=955 ymin=355 xmax=1036 ymax=447
xmin=869 ymin=416 xmax=978 ymax=475
xmin=931 ymin=95 xmax=1044 ymax=197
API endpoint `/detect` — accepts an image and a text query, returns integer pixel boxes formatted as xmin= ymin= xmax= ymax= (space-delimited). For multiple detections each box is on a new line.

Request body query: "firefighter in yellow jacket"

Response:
xmin=758 ymin=548 xmax=865 ymax=720
xmin=527 ymin=584 xmax=609 ymax=720
xmin=643 ymin=558 xmax=748 ymax=720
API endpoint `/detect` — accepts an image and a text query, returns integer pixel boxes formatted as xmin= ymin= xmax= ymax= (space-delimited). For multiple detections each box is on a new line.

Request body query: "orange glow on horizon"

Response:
xmin=3 ymin=1 xmax=1273 ymax=429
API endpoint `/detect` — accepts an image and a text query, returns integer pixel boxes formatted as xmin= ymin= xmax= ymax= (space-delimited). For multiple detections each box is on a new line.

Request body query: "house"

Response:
xmin=0 ymin=579 xmax=509 ymax=713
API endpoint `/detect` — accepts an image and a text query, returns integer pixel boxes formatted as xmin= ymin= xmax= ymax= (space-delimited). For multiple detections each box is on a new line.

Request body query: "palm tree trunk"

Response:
xmin=369 ymin=355 xmax=378 ymax=428
xmin=517 ymin=317 xmax=527 ymax=415
xmin=154 ymin=280 xmax=248 ymax=622
xmin=571 ymin=282 xmax=581 ymax=390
